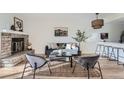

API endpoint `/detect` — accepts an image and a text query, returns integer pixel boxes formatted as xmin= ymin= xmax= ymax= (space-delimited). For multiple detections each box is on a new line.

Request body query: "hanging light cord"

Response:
xmin=96 ymin=13 xmax=99 ymax=19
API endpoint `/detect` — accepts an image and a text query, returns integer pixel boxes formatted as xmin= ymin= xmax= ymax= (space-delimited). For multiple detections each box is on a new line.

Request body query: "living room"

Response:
xmin=0 ymin=13 xmax=124 ymax=79
xmin=1 ymin=0 xmax=124 ymax=93
xmin=1 ymin=13 xmax=124 ymax=54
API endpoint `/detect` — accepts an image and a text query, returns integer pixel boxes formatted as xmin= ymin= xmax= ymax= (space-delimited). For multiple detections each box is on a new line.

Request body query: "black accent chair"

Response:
xmin=72 ymin=55 xmax=103 ymax=79
xmin=21 ymin=53 xmax=52 ymax=79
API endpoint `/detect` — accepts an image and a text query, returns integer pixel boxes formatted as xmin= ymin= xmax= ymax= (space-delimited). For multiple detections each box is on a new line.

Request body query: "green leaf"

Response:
xmin=72 ymin=30 xmax=88 ymax=43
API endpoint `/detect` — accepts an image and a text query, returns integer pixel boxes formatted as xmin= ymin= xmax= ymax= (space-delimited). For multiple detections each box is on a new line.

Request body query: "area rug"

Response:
xmin=23 ymin=62 xmax=101 ymax=79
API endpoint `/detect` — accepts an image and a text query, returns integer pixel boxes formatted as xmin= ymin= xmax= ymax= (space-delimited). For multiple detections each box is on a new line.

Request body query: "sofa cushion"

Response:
xmin=66 ymin=43 xmax=72 ymax=49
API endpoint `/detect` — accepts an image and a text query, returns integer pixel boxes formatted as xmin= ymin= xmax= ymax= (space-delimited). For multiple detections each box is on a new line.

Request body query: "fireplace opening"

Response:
xmin=11 ymin=38 xmax=24 ymax=54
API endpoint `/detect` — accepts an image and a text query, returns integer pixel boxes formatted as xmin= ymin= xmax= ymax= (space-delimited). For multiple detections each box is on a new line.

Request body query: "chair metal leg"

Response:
xmin=87 ymin=63 xmax=90 ymax=79
xmin=69 ymin=57 xmax=73 ymax=68
xmin=72 ymin=62 xmax=77 ymax=73
xmin=33 ymin=62 xmax=37 ymax=79
xmin=101 ymin=46 xmax=105 ymax=57
xmin=99 ymin=45 xmax=102 ymax=55
xmin=47 ymin=62 xmax=52 ymax=74
xmin=21 ymin=61 xmax=27 ymax=79
xmin=123 ymin=64 xmax=124 ymax=68
xmin=95 ymin=45 xmax=98 ymax=54
xmin=97 ymin=61 xmax=103 ymax=79
xmin=33 ymin=69 xmax=36 ymax=79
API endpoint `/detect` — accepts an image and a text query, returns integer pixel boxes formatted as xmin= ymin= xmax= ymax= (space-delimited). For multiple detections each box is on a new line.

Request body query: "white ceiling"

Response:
xmin=83 ymin=13 xmax=124 ymax=24
xmin=100 ymin=13 xmax=124 ymax=24
xmin=18 ymin=13 xmax=124 ymax=24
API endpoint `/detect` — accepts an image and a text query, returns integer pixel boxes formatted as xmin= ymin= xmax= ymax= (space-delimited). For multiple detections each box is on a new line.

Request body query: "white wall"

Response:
xmin=20 ymin=13 xmax=124 ymax=54
xmin=22 ymin=13 xmax=94 ymax=53
xmin=0 ymin=13 xmax=15 ymax=31
xmin=82 ymin=23 xmax=124 ymax=53
xmin=0 ymin=13 xmax=124 ymax=54
xmin=0 ymin=13 xmax=25 ymax=31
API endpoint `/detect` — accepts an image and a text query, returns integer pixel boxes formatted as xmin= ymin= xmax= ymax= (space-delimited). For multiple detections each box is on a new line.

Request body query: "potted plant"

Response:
xmin=72 ymin=30 xmax=88 ymax=55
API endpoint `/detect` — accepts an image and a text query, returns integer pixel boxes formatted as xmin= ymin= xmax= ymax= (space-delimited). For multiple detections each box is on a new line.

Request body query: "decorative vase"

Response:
xmin=10 ymin=25 xmax=15 ymax=31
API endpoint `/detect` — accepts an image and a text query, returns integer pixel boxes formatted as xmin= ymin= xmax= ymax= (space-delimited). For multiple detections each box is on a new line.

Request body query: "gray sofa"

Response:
xmin=45 ymin=43 xmax=79 ymax=57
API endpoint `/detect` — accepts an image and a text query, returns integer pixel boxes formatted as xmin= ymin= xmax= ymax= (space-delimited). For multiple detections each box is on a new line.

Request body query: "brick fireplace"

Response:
xmin=0 ymin=31 xmax=29 ymax=67
xmin=0 ymin=32 xmax=28 ymax=58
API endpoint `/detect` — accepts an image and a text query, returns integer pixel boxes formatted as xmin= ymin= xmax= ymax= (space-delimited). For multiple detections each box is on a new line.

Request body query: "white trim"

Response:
xmin=0 ymin=30 xmax=28 ymax=35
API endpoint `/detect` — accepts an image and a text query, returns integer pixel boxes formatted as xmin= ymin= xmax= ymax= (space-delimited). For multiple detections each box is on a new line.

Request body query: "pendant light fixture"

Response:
xmin=91 ymin=13 xmax=104 ymax=29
